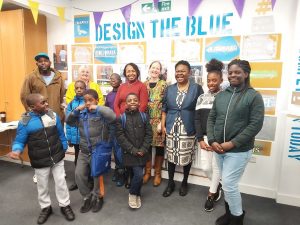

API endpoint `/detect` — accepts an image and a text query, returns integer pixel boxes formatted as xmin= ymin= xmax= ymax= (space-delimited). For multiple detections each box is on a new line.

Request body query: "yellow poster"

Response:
xmin=250 ymin=62 xmax=282 ymax=88
xmin=253 ymin=140 xmax=272 ymax=156
xmin=257 ymin=89 xmax=277 ymax=115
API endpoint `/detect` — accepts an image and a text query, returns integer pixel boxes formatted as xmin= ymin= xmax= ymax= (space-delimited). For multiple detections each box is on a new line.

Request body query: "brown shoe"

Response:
xmin=143 ymin=160 xmax=152 ymax=184
xmin=153 ymin=155 xmax=164 ymax=187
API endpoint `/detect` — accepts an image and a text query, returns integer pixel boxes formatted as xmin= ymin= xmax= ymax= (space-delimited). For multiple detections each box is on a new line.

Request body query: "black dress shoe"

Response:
xmin=179 ymin=183 xmax=188 ymax=196
xmin=80 ymin=196 xmax=92 ymax=213
xmin=37 ymin=206 xmax=52 ymax=224
xmin=60 ymin=205 xmax=75 ymax=221
xmin=68 ymin=183 xmax=78 ymax=191
xmin=92 ymin=197 xmax=104 ymax=213
xmin=162 ymin=181 xmax=175 ymax=197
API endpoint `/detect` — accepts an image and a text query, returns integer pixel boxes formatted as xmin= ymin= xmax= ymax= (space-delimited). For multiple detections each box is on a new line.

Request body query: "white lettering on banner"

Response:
xmin=289 ymin=119 xmax=300 ymax=161
xmin=95 ymin=13 xmax=233 ymax=42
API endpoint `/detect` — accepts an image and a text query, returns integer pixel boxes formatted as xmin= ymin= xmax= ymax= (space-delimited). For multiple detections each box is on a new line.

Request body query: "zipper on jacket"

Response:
xmin=223 ymin=88 xmax=236 ymax=143
xmin=40 ymin=117 xmax=55 ymax=165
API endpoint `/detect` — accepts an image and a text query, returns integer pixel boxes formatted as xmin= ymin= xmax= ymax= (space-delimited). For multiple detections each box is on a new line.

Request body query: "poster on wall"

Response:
xmin=242 ymin=34 xmax=281 ymax=60
xmin=118 ymin=42 xmax=146 ymax=64
xmin=94 ymin=44 xmax=117 ymax=64
xmin=291 ymin=91 xmax=300 ymax=106
xmin=250 ymin=62 xmax=282 ymax=88
xmin=256 ymin=116 xmax=277 ymax=141
xmin=205 ymin=36 xmax=240 ymax=62
xmin=74 ymin=15 xmax=90 ymax=43
xmin=53 ymin=45 xmax=68 ymax=71
xmin=147 ymin=39 xmax=171 ymax=64
xmin=190 ymin=65 xmax=203 ymax=86
xmin=171 ymin=39 xmax=202 ymax=63
xmin=72 ymin=65 xmax=93 ymax=82
xmin=258 ymin=89 xmax=277 ymax=115
xmin=253 ymin=140 xmax=272 ymax=156
xmin=72 ymin=44 xmax=93 ymax=64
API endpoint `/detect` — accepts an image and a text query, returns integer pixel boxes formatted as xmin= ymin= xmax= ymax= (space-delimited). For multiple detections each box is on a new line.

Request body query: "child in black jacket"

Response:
xmin=116 ymin=93 xmax=152 ymax=209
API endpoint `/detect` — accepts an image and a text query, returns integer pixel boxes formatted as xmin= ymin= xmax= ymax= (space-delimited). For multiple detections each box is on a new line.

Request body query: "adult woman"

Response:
xmin=143 ymin=61 xmax=167 ymax=187
xmin=195 ymin=59 xmax=223 ymax=212
xmin=66 ymin=65 xmax=104 ymax=105
xmin=114 ymin=63 xmax=149 ymax=188
xmin=114 ymin=63 xmax=148 ymax=117
xmin=207 ymin=59 xmax=264 ymax=225
xmin=161 ymin=60 xmax=203 ymax=197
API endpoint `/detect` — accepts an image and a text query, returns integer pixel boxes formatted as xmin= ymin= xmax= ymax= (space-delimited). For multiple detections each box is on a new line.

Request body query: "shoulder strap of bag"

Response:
xmin=82 ymin=113 xmax=92 ymax=151
xmin=120 ymin=113 xmax=126 ymax=129
xmin=139 ymin=112 xmax=147 ymax=124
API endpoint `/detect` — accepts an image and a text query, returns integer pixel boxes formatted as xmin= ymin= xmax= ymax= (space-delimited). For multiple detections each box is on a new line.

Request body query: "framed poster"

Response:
xmin=250 ymin=62 xmax=282 ymax=88
xmin=118 ymin=42 xmax=146 ymax=64
xmin=74 ymin=14 xmax=90 ymax=43
xmin=242 ymin=34 xmax=281 ymax=60
xmin=171 ymin=38 xmax=202 ymax=63
xmin=72 ymin=44 xmax=93 ymax=64
xmin=205 ymin=36 xmax=240 ymax=62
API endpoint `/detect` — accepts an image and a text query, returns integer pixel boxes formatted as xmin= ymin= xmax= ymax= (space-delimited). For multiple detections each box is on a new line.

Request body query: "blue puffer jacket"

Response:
xmin=66 ymin=96 xmax=84 ymax=144
xmin=12 ymin=110 xmax=68 ymax=168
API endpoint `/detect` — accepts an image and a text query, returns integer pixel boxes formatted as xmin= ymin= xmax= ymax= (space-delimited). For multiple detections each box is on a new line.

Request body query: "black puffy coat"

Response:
xmin=116 ymin=110 xmax=153 ymax=167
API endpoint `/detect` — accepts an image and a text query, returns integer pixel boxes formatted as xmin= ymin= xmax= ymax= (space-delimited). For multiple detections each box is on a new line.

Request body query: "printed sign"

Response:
xmin=74 ymin=15 xmax=90 ymax=43
xmin=94 ymin=44 xmax=117 ymax=64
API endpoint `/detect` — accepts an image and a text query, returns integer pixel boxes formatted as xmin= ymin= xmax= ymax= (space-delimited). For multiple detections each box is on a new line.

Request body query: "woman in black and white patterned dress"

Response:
xmin=161 ymin=60 xmax=203 ymax=197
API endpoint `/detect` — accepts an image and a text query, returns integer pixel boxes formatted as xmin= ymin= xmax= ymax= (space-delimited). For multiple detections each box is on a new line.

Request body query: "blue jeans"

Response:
xmin=215 ymin=150 xmax=252 ymax=216
xmin=129 ymin=166 xmax=144 ymax=196
xmin=112 ymin=137 xmax=123 ymax=169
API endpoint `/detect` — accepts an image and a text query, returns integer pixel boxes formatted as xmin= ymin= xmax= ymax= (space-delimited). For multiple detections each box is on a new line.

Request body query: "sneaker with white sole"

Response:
xmin=128 ymin=194 xmax=137 ymax=209
xmin=33 ymin=174 xmax=37 ymax=183
xmin=204 ymin=196 xmax=215 ymax=212
xmin=136 ymin=196 xmax=141 ymax=209
xmin=213 ymin=183 xmax=222 ymax=202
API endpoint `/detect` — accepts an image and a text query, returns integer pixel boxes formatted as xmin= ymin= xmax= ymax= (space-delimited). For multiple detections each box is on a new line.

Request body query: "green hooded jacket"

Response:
xmin=207 ymin=86 xmax=264 ymax=153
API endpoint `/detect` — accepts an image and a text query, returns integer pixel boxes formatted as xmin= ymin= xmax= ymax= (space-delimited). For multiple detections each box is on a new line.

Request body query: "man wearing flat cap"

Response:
xmin=20 ymin=52 xmax=65 ymax=122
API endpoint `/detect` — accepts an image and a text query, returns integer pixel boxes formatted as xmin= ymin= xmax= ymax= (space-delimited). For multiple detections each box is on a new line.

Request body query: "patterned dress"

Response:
xmin=145 ymin=79 xmax=167 ymax=147
xmin=166 ymin=89 xmax=196 ymax=166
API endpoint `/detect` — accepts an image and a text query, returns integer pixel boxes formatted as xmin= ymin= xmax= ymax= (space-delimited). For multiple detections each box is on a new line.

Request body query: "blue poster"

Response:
xmin=94 ymin=44 xmax=118 ymax=64
xmin=205 ymin=36 xmax=240 ymax=61
xmin=74 ymin=15 xmax=90 ymax=43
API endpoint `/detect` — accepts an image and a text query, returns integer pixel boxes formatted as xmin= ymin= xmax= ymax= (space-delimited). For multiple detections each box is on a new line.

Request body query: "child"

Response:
xmin=116 ymin=93 xmax=152 ymax=209
xmin=66 ymin=80 xmax=86 ymax=191
xmin=66 ymin=89 xmax=115 ymax=213
xmin=105 ymin=73 xmax=124 ymax=186
xmin=9 ymin=93 xmax=75 ymax=224
xmin=195 ymin=59 xmax=223 ymax=212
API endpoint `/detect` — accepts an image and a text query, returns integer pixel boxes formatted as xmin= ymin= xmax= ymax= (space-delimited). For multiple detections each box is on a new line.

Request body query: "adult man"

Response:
xmin=20 ymin=52 xmax=65 ymax=122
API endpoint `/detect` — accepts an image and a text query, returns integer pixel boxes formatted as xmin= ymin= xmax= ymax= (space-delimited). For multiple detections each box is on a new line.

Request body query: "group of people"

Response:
xmin=8 ymin=52 xmax=264 ymax=225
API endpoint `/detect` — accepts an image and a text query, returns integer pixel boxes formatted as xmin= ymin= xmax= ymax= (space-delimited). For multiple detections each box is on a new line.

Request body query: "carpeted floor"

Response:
xmin=0 ymin=160 xmax=299 ymax=225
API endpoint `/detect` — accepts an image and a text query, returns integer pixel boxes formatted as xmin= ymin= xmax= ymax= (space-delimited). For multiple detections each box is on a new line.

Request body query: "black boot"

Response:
xmin=215 ymin=201 xmax=230 ymax=225
xmin=229 ymin=211 xmax=245 ymax=225
xmin=162 ymin=180 xmax=175 ymax=197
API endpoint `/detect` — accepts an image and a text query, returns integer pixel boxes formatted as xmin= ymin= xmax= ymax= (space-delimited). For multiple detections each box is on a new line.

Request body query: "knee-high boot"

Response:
xmin=143 ymin=160 xmax=152 ymax=184
xmin=153 ymin=155 xmax=164 ymax=187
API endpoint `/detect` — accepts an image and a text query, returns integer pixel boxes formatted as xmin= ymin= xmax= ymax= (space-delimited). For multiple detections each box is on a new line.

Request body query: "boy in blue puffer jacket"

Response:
xmin=9 ymin=93 xmax=75 ymax=224
xmin=66 ymin=80 xmax=86 ymax=191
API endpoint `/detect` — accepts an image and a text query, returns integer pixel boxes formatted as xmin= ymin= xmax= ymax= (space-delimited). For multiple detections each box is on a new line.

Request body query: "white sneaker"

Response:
xmin=128 ymin=194 xmax=137 ymax=208
xmin=33 ymin=174 xmax=37 ymax=183
xmin=136 ymin=196 xmax=141 ymax=209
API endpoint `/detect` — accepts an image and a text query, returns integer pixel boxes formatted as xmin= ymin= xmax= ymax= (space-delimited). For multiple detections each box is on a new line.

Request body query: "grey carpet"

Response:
xmin=0 ymin=160 xmax=299 ymax=225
